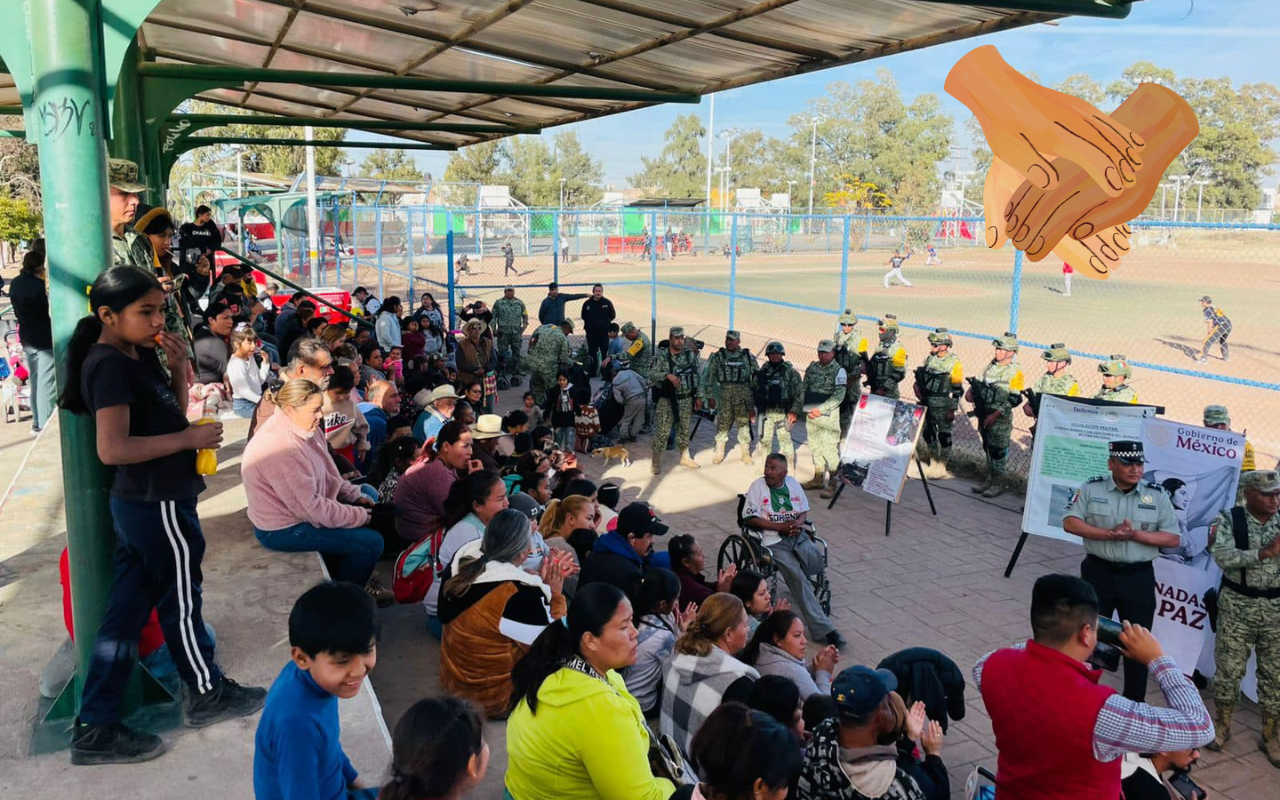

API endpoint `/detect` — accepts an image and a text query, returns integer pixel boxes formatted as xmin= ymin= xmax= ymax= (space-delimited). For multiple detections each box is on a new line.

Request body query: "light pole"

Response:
xmin=559 ymin=177 xmax=567 ymax=209
xmin=1170 ymin=175 xmax=1190 ymax=223
xmin=705 ymin=93 xmax=715 ymax=216
xmin=787 ymin=180 xmax=798 ymax=207
xmin=805 ymin=114 xmax=825 ymax=222
xmin=1160 ymin=183 xmax=1169 ymax=220
xmin=718 ymin=127 xmax=739 ymax=215
xmin=1194 ymin=179 xmax=1210 ymax=222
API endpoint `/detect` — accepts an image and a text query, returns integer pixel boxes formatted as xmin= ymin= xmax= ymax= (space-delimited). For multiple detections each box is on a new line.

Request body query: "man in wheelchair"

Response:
xmin=743 ymin=453 xmax=847 ymax=650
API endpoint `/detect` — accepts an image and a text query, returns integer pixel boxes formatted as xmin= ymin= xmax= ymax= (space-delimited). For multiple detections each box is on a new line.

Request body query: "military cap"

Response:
xmin=503 ymin=285 xmax=515 ymax=292
xmin=725 ymin=330 xmax=741 ymax=341
xmin=927 ymin=327 xmax=952 ymax=346
xmin=621 ymin=322 xmax=637 ymax=335
xmin=765 ymin=341 xmax=786 ymax=356
xmin=669 ymin=326 xmax=685 ymax=337
xmin=1099 ymin=357 xmax=1131 ymax=377
xmin=1203 ymin=405 xmax=1231 ymax=427
xmin=108 ymin=158 xmax=147 ymax=193
xmin=817 ymin=339 xmax=836 ymax=353
xmin=838 ymin=308 xmax=858 ymax=325
xmin=992 ymin=332 xmax=1019 ymax=351
xmin=1042 ymin=343 xmax=1071 ymax=362
xmin=1109 ymin=440 xmax=1145 ymax=464
xmin=1242 ymin=470 xmax=1280 ymax=493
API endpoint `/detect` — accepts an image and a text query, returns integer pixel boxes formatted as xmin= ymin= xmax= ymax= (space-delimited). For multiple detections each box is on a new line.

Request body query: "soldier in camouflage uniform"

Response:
xmin=754 ymin=342 xmax=803 ymax=471
xmin=702 ymin=330 xmax=759 ymax=465
xmin=914 ymin=328 xmax=964 ymax=478
xmin=525 ymin=320 xmax=572 ymax=405
xmin=865 ymin=314 xmax=907 ymax=399
xmin=967 ymin=333 xmax=1025 ymax=498
xmin=1094 ymin=355 xmax=1139 ymax=404
xmin=492 ymin=286 xmax=528 ymax=378
xmin=648 ymin=326 xmax=703 ymax=474
xmin=1208 ymin=469 xmax=1280 ymax=764
xmin=1022 ymin=343 xmax=1081 ymax=438
xmin=833 ymin=308 xmax=868 ymax=437
xmin=802 ymin=340 xmax=848 ymax=499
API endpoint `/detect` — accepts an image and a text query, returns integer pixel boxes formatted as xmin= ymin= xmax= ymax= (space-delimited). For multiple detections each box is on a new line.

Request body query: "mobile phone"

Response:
xmin=1096 ymin=616 xmax=1124 ymax=648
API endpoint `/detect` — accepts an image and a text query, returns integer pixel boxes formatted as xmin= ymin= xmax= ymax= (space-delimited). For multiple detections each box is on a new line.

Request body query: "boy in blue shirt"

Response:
xmin=254 ymin=581 xmax=381 ymax=800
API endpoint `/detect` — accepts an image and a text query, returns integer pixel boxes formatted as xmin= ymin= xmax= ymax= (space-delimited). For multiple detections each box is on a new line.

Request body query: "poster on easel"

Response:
xmin=837 ymin=393 xmax=926 ymax=503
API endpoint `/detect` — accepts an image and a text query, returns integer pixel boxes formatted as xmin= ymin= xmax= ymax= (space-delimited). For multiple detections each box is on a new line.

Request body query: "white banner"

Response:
xmin=837 ymin=393 xmax=926 ymax=503
xmin=1022 ymin=396 xmax=1159 ymax=543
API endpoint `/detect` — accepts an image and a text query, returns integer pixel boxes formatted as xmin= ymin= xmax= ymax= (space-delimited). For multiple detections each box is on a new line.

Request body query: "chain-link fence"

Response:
xmin=323 ymin=206 xmax=1280 ymax=477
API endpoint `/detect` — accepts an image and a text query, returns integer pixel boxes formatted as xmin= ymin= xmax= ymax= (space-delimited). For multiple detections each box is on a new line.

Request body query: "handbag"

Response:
xmin=484 ymin=370 xmax=498 ymax=401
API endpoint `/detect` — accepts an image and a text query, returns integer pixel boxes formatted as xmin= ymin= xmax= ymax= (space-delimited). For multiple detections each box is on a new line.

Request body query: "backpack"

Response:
xmin=392 ymin=526 xmax=447 ymax=605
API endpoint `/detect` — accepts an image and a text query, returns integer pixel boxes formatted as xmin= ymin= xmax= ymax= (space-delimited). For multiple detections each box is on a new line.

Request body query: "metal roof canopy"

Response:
xmin=627 ymin=198 xmax=708 ymax=207
xmin=0 ymin=1 xmax=1135 ymax=154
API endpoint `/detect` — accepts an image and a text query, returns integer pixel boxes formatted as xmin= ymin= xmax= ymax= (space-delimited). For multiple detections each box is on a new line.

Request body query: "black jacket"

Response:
xmin=192 ymin=325 xmax=230 ymax=385
xmin=580 ymin=296 xmax=616 ymax=332
xmin=538 ymin=292 xmax=589 ymax=326
xmin=876 ymin=647 xmax=966 ymax=733
xmin=8 ymin=273 xmax=52 ymax=349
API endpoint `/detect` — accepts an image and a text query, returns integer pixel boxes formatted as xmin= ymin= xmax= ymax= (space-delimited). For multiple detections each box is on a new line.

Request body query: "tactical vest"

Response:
xmin=915 ymin=360 xmax=954 ymax=398
xmin=715 ymin=348 xmax=754 ymax=385
xmin=756 ymin=363 xmax=793 ymax=410
xmin=833 ymin=337 xmax=864 ymax=380
xmin=803 ymin=362 xmax=841 ymax=408
xmin=867 ymin=349 xmax=898 ymax=389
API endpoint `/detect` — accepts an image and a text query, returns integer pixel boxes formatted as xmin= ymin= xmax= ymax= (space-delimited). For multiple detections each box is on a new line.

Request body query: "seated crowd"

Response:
xmin=59 ymin=254 xmax=1223 ymax=800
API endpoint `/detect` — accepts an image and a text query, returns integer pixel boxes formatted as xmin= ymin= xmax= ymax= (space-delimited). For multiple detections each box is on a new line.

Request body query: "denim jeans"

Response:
xmin=24 ymin=345 xmax=57 ymax=430
xmin=255 ymin=517 xmax=384 ymax=585
xmin=232 ymin=397 xmax=257 ymax=418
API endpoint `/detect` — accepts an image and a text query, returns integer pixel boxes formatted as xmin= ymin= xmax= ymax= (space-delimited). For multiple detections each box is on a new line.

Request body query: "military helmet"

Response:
xmin=992 ymin=332 xmax=1019 ymax=352
xmin=838 ymin=308 xmax=858 ymax=326
xmin=1042 ymin=343 xmax=1071 ymax=362
xmin=927 ymin=327 xmax=952 ymax=346
xmin=1099 ymin=355 xmax=1132 ymax=378
xmin=765 ymin=341 xmax=786 ymax=356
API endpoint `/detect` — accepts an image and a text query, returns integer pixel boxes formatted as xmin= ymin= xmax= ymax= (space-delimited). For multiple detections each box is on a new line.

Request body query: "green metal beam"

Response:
xmin=911 ymin=0 xmax=1131 ymax=19
xmin=137 ymin=62 xmax=700 ymax=104
xmin=0 ymin=105 xmax=23 ymax=115
xmin=170 ymin=114 xmax=539 ymax=135
xmin=0 ymin=130 xmax=26 ymax=139
xmin=181 ymin=136 xmax=456 ymax=151
xmin=217 ymin=248 xmax=372 ymax=330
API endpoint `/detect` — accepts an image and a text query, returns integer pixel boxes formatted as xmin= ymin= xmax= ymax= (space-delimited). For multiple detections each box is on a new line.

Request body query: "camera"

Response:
xmin=1088 ymin=617 xmax=1124 ymax=672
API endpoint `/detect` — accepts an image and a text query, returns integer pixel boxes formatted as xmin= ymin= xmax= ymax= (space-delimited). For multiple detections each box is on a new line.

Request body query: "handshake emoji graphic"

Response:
xmin=947 ymin=46 xmax=1199 ymax=279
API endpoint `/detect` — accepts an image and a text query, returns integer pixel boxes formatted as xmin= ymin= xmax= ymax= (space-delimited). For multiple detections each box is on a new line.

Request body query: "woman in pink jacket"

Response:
xmin=243 ymin=379 xmax=387 ymax=596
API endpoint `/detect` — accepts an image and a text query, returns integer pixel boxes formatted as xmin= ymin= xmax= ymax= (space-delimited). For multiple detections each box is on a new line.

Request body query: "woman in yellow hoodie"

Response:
xmin=505 ymin=583 xmax=676 ymax=800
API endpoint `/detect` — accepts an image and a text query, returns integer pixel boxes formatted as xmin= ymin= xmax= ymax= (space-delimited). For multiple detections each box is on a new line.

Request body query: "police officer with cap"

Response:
xmin=1208 ymin=469 xmax=1280 ymax=762
xmin=915 ymin=327 xmax=964 ymax=478
xmin=755 ymin=341 xmax=803 ymax=471
xmin=1095 ymin=354 xmax=1139 ymax=404
xmin=702 ymin=330 xmax=759 ymax=465
xmin=865 ymin=314 xmax=907 ymax=398
xmin=1063 ymin=440 xmax=1181 ymax=701
xmin=1023 ymin=343 xmax=1081 ymax=437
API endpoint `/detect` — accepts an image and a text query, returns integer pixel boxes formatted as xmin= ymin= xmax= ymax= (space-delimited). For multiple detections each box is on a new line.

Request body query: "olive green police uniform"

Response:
xmin=969 ymin=333 xmax=1025 ymax=496
xmin=1062 ymin=440 xmax=1179 ymax=702
xmin=755 ymin=342 xmax=803 ymax=468
xmin=802 ymin=341 xmax=848 ymax=494
xmin=833 ymin=308 xmax=868 ymax=436
xmin=703 ymin=331 xmax=759 ymax=465
xmin=1208 ymin=470 xmax=1280 ymax=763
xmin=648 ymin=326 xmax=702 ymax=474
xmin=915 ymin=328 xmax=964 ymax=471
xmin=866 ymin=315 xmax=907 ymax=399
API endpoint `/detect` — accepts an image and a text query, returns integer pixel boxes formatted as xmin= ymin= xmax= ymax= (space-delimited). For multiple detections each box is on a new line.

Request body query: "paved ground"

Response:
xmin=1 ymin=392 xmax=1277 ymax=798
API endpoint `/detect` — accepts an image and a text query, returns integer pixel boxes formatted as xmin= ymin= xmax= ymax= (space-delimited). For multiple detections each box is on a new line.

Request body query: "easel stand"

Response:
xmin=826 ymin=458 xmax=938 ymax=536
xmin=1004 ymin=531 xmax=1030 ymax=577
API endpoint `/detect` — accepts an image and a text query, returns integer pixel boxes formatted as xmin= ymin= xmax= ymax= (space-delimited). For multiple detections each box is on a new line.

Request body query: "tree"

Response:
xmin=443 ymin=140 xmax=502 ymax=186
xmin=179 ymin=101 xmax=347 ymax=179
xmin=823 ymin=176 xmax=891 ymax=210
xmin=790 ymin=71 xmax=953 ymax=213
xmin=500 ymin=136 xmax=556 ymax=206
xmin=0 ymin=196 xmax=43 ymax=249
xmin=628 ymin=113 xmax=707 ymax=197
xmin=1053 ymin=74 xmax=1108 ymax=107
xmin=358 ymin=148 xmax=424 ymax=182
xmin=721 ymin=128 xmax=799 ymax=199
xmin=550 ymin=131 xmax=603 ymax=207
xmin=0 ymin=115 xmax=40 ymax=211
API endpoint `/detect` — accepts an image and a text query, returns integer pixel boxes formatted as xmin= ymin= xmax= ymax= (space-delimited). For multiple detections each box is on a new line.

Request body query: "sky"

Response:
xmin=345 ymin=0 xmax=1279 ymax=189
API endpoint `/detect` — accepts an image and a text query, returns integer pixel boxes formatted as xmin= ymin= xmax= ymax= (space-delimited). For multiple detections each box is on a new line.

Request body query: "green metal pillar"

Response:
xmin=26 ymin=0 xmax=120 ymax=730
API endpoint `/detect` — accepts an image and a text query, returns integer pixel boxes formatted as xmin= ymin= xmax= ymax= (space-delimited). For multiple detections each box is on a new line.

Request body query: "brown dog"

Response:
xmin=592 ymin=445 xmax=632 ymax=468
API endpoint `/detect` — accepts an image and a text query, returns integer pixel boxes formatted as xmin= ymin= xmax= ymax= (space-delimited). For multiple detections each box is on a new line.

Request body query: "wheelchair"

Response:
xmin=717 ymin=494 xmax=832 ymax=616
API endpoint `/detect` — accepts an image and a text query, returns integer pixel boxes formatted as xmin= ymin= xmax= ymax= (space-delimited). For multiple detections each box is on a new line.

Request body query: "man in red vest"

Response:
xmin=975 ymin=574 xmax=1213 ymax=800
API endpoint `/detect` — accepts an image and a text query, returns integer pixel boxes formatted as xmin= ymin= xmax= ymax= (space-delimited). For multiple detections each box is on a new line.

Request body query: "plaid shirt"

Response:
xmin=974 ymin=645 xmax=1214 ymax=762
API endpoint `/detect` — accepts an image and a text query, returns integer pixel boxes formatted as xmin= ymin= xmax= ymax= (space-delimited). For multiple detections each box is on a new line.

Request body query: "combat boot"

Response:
xmin=1261 ymin=712 xmax=1280 ymax=767
xmin=982 ymin=481 xmax=1006 ymax=498
xmin=803 ymin=472 xmax=826 ymax=491
xmin=971 ymin=473 xmax=992 ymax=494
xmin=680 ymin=450 xmax=701 ymax=470
xmin=1207 ymin=703 xmax=1232 ymax=751
xmin=741 ymin=448 xmax=754 ymax=466
xmin=712 ymin=442 xmax=726 ymax=464
xmin=651 ymin=450 xmax=662 ymax=475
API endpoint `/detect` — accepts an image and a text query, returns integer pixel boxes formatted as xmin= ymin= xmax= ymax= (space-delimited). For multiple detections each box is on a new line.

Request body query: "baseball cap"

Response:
xmin=616 ymin=501 xmax=669 ymax=538
xmin=108 ymin=158 xmax=147 ymax=193
xmin=1202 ymin=404 xmax=1230 ymax=427
xmin=507 ymin=491 xmax=544 ymax=521
xmin=1200 ymin=295 xmax=1213 ymax=304
xmin=831 ymin=666 xmax=898 ymax=718
xmin=817 ymin=339 xmax=836 ymax=353
xmin=1109 ymin=440 xmax=1145 ymax=464
xmin=1242 ymin=470 xmax=1280 ymax=494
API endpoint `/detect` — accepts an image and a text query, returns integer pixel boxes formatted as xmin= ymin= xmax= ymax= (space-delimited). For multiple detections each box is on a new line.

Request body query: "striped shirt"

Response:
xmin=974 ymin=646 xmax=1213 ymax=762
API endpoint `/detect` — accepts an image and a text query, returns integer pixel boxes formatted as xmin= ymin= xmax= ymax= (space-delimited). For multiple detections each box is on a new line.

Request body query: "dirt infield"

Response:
xmin=338 ymin=226 xmax=1280 ymax=470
